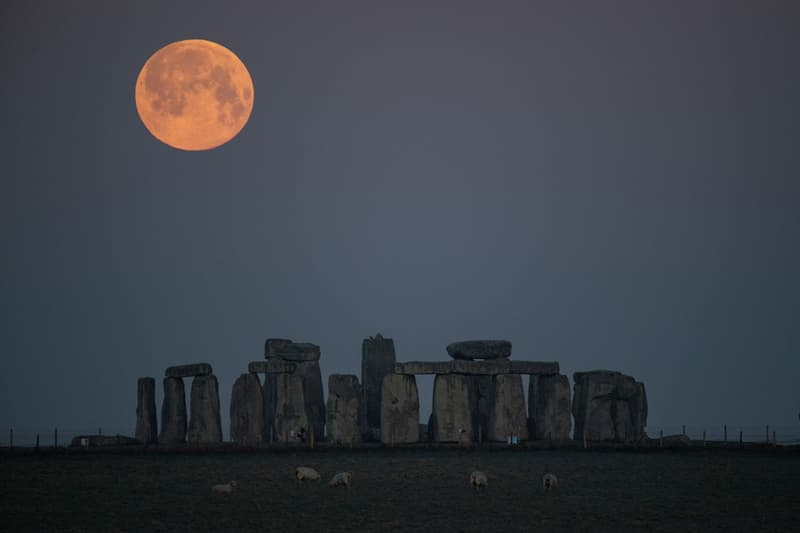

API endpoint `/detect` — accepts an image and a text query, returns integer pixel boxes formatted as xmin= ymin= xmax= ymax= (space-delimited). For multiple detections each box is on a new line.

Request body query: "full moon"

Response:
xmin=135 ymin=39 xmax=254 ymax=151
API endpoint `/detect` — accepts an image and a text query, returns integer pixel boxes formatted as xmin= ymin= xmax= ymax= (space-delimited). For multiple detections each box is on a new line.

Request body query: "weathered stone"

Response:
xmin=572 ymin=370 xmax=648 ymax=443
xmin=135 ymin=377 xmax=157 ymax=445
xmin=380 ymin=374 xmax=419 ymax=444
xmin=262 ymin=373 xmax=277 ymax=442
xmin=159 ymin=377 xmax=186 ymax=445
xmin=394 ymin=360 xmax=559 ymax=376
xmin=266 ymin=341 xmax=320 ymax=362
xmin=362 ymin=333 xmax=397 ymax=439
xmin=187 ymin=374 xmax=222 ymax=445
xmin=446 ymin=340 xmax=512 ymax=360
xmin=248 ymin=360 xmax=297 ymax=374
xmin=264 ymin=338 xmax=293 ymax=356
xmin=431 ymin=374 xmax=475 ymax=442
xmin=528 ymin=374 xmax=571 ymax=441
xmin=326 ymin=374 xmax=361 ymax=444
xmin=487 ymin=374 xmax=529 ymax=442
xmin=230 ymin=373 xmax=264 ymax=446
xmin=165 ymin=363 xmax=212 ymax=378
xmin=272 ymin=373 xmax=310 ymax=443
xmin=295 ymin=360 xmax=326 ymax=441
xmin=472 ymin=375 xmax=494 ymax=442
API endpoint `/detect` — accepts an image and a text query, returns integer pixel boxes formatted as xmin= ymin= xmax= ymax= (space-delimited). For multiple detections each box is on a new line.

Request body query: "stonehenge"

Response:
xmin=326 ymin=374 xmax=362 ymax=444
xmin=188 ymin=374 xmax=223 ymax=444
xmin=230 ymin=373 xmax=264 ymax=445
xmin=137 ymin=337 xmax=648 ymax=448
xmin=380 ymin=373 xmax=419 ymax=444
xmin=572 ymin=370 xmax=648 ymax=443
xmin=135 ymin=377 xmax=157 ymax=445
xmin=362 ymin=333 xmax=397 ymax=440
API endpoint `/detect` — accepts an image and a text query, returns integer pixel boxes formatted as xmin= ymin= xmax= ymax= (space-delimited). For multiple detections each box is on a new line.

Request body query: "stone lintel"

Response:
xmin=394 ymin=360 xmax=559 ymax=376
xmin=165 ymin=363 xmax=212 ymax=378
xmin=248 ymin=360 xmax=297 ymax=374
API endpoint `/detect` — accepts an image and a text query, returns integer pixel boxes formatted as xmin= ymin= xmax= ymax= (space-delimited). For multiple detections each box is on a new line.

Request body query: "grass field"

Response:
xmin=1 ymin=447 xmax=798 ymax=532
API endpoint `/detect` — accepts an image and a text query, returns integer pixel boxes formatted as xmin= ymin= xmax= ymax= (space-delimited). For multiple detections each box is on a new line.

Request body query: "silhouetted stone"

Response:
xmin=572 ymin=370 xmax=648 ymax=443
xmin=266 ymin=341 xmax=320 ymax=362
xmin=295 ymin=360 xmax=326 ymax=441
xmin=528 ymin=374 xmax=571 ymax=441
xmin=446 ymin=340 xmax=512 ymax=360
xmin=472 ymin=375 xmax=494 ymax=442
xmin=487 ymin=374 xmax=528 ymax=442
xmin=380 ymin=374 xmax=419 ymax=444
xmin=230 ymin=373 xmax=264 ymax=446
xmin=263 ymin=373 xmax=277 ymax=442
xmin=394 ymin=360 xmax=559 ymax=376
xmin=431 ymin=374 xmax=475 ymax=442
xmin=188 ymin=374 xmax=222 ymax=445
xmin=264 ymin=338 xmax=293 ymax=356
xmin=326 ymin=374 xmax=361 ymax=444
xmin=362 ymin=333 xmax=397 ymax=440
xmin=248 ymin=360 xmax=297 ymax=374
xmin=272 ymin=373 xmax=309 ymax=443
xmin=165 ymin=363 xmax=212 ymax=378
xmin=135 ymin=377 xmax=157 ymax=445
xmin=159 ymin=377 xmax=186 ymax=445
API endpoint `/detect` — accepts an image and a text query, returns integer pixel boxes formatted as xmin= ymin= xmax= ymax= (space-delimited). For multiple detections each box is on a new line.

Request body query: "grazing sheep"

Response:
xmin=211 ymin=481 xmax=237 ymax=494
xmin=542 ymin=473 xmax=558 ymax=490
xmin=328 ymin=471 xmax=352 ymax=488
xmin=470 ymin=470 xmax=488 ymax=490
xmin=295 ymin=466 xmax=321 ymax=482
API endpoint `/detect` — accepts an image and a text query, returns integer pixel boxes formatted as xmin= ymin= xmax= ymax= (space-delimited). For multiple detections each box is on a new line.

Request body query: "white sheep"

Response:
xmin=470 ymin=470 xmax=488 ymax=490
xmin=295 ymin=466 xmax=321 ymax=482
xmin=542 ymin=473 xmax=558 ymax=490
xmin=328 ymin=471 xmax=352 ymax=488
xmin=211 ymin=480 xmax=237 ymax=494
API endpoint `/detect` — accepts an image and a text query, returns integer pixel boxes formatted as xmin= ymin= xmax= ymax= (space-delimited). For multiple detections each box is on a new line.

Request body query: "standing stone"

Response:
xmin=572 ymin=370 xmax=648 ymax=443
xmin=380 ymin=374 xmax=419 ymax=444
xmin=528 ymin=374 xmax=571 ymax=441
xmin=230 ymin=373 xmax=264 ymax=446
xmin=159 ymin=377 xmax=186 ymax=445
xmin=272 ymin=373 xmax=310 ymax=443
xmin=487 ymin=374 xmax=529 ymax=442
xmin=326 ymin=374 xmax=362 ymax=444
xmin=431 ymin=374 xmax=475 ymax=442
xmin=188 ymin=374 xmax=222 ymax=445
xmin=262 ymin=373 xmax=277 ymax=442
xmin=135 ymin=377 xmax=157 ymax=445
xmin=362 ymin=333 xmax=397 ymax=440
xmin=472 ymin=375 xmax=494 ymax=442
xmin=294 ymin=360 xmax=326 ymax=441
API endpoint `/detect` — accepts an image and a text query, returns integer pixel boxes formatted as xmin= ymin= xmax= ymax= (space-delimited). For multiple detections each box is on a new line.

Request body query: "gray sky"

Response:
xmin=1 ymin=0 xmax=798 ymax=441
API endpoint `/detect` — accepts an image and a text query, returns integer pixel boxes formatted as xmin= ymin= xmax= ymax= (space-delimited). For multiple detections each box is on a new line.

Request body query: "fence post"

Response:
xmin=659 ymin=429 xmax=663 ymax=448
xmin=724 ymin=424 xmax=727 ymax=442
xmin=54 ymin=427 xmax=58 ymax=448
xmin=765 ymin=425 xmax=769 ymax=444
xmin=702 ymin=430 xmax=706 ymax=448
xmin=36 ymin=434 xmax=40 ymax=450
xmin=739 ymin=430 xmax=743 ymax=448
xmin=98 ymin=427 xmax=102 ymax=436
xmin=9 ymin=428 xmax=12 ymax=450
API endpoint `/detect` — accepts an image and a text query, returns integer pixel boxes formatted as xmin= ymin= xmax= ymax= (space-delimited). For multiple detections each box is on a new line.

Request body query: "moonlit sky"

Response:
xmin=1 ymin=1 xmax=798 ymax=441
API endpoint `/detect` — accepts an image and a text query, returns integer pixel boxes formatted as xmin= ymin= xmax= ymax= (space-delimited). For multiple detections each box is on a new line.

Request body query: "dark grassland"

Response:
xmin=1 ymin=448 xmax=798 ymax=532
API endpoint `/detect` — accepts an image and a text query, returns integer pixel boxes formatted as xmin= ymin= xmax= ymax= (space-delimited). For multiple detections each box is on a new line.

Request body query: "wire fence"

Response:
xmin=2 ymin=425 xmax=799 ymax=448
xmin=647 ymin=425 xmax=800 ymax=446
xmin=1 ymin=427 xmax=133 ymax=449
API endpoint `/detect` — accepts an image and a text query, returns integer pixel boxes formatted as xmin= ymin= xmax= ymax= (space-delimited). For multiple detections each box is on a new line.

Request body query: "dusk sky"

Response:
xmin=2 ymin=1 xmax=798 ymax=442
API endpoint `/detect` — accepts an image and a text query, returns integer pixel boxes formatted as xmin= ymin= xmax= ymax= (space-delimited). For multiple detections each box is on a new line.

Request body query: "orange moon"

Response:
xmin=135 ymin=39 xmax=254 ymax=151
